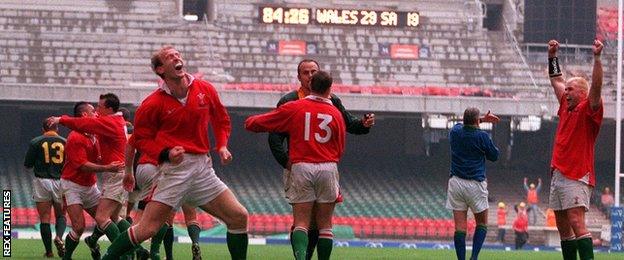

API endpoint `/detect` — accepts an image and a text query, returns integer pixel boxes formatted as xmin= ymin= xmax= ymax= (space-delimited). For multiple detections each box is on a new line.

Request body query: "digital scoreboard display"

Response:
xmin=260 ymin=6 xmax=420 ymax=28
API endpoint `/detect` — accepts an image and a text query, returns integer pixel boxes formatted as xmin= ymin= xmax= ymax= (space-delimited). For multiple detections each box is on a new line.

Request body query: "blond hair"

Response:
xmin=566 ymin=76 xmax=589 ymax=93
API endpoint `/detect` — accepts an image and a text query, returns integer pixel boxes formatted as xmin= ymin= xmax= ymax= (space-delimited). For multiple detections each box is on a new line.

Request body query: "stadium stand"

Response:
xmin=211 ymin=0 xmax=545 ymax=94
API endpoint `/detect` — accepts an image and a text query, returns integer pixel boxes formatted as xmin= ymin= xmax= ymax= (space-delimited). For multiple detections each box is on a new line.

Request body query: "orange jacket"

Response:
xmin=497 ymin=208 xmax=506 ymax=226
xmin=527 ymin=189 xmax=538 ymax=204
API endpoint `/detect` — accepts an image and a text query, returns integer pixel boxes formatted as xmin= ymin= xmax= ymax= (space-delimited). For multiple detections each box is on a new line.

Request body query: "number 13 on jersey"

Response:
xmin=304 ymin=112 xmax=333 ymax=143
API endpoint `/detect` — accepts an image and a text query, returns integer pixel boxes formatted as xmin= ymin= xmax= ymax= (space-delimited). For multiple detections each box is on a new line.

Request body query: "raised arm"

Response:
xmin=548 ymin=40 xmax=565 ymax=103
xmin=58 ymin=116 xmax=120 ymax=138
xmin=480 ymin=110 xmax=500 ymax=162
xmin=588 ymin=39 xmax=604 ymax=111
xmin=245 ymin=104 xmax=294 ymax=134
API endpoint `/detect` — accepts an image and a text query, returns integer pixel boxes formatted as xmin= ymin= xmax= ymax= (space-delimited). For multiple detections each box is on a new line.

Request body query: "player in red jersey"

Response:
xmin=102 ymin=46 xmax=248 ymax=260
xmin=59 ymin=102 xmax=124 ymax=260
xmin=246 ymin=71 xmax=346 ymax=260
xmin=269 ymin=59 xmax=375 ymax=260
xmin=48 ymin=93 xmax=131 ymax=256
xmin=124 ymin=139 xmax=203 ymax=260
xmin=547 ymin=39 xmax=603 ymax=260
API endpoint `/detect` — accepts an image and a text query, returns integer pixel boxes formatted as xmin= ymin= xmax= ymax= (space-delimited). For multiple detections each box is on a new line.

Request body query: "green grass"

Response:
xmin=7 ymin=238 xmax=624 ymax=259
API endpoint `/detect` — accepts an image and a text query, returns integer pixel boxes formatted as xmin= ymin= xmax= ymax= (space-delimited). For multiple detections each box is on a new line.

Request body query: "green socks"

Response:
xmin=187 ymin=223 xmax=201 ymax=244
xmin=471 ymin=224 xmax=487 ymax=260
xmin=55 ymin=216 xmax=67 ymax=238
xmin=90 ymin=225 xmax=105 ymax=242
xmin=116 ymin=219 xmax=134 ymax=257
xmin=102 ymin=220 xmax=121 ymax=241
xmin=164 ymin=226 xmax=174 ymax=260
xmin=102 ymin=230 xmax=134 ymax=260
xmin=306 ymin=229 xmax=320 ymax=260
xmin=62 ymin=232 xmax=79 ymax=260
xmin=317 ymin=229 xmax=334 ymax=260
xmin=577 ymin=237 xmax=594 ymax=260
xmin=454 ymin=230 xmax=467 ymax=260
xmin=117 ymin=219 xmax=131 ymax=232
xmin=150 ymin=224 xmax=169 ymax=258
xmin=561 ymin=239 xmax=578 ymax=260
xmin=40 ymin=223 xmax=53 ymax=254
xmin=291 ymin=228 xmax=309 ymax=260
xmin=227 ymin=231 xmax=248 ymax=260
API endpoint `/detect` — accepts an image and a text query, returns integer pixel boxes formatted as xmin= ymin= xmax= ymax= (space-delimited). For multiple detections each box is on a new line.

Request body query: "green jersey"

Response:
xmin=24 ymin=131 xmax=66 ymax=179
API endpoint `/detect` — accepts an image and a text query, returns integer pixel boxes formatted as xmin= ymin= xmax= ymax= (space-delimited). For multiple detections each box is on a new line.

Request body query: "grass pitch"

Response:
xmin=7 ymin=238 xmax=624 ymax=259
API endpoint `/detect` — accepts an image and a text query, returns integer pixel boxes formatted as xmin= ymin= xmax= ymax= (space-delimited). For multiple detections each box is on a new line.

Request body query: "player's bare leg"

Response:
xmin=199 ymin=189 xmax=248 ymax=260
xmin=557 ymin=207 xmax=593 ymax=260
xmin=64 ymin=204 xmax=98 ymax=260
xmin=126 ymin=201 xmax=135 ymax=224
xmin=313 ymin=202 xmax=336 ymax=260
xmin=291 ymin=202 xmax=314 ymax=260
xmin=452 ymin=210 xmax=468 ymax=260
xmin=471 ymin=209 xmax=488 ymax=260
xmin=555 ymin=210 xmax=577 ymax=260
xmin=305 ymin=203 xmax=320 ymax=260
xmin=161 ymin=211 xmax=176 ymax=260
xmin=36 ymin=201 xmax=55 ymax=257
xmin=183 ymin=204 xmax=202 ymax=260
xmin=51 ymin=201 xmax=67 ymax=257
xmin=102 ymin=201 xmax=173 ymax=259
xmin=93 ymin=198 xmax=124 ymax=241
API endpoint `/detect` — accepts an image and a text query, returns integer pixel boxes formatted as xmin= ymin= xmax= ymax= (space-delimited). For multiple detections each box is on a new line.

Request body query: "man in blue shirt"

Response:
xmin=446 ymin=107 xmax=500 ymax=260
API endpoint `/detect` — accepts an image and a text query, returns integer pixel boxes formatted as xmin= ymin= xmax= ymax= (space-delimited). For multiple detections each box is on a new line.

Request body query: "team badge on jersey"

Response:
xmin=197 ymin=93 xmax=206 ymax=106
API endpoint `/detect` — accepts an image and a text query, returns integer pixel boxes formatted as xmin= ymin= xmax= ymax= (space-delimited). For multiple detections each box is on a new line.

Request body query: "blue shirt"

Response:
xmin=449 ymin=123 xmax=499 ymax=181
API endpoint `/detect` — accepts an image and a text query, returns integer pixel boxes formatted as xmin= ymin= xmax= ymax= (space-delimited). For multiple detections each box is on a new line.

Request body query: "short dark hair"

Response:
xmin=463 ymin=107 xmax=480 ymax=125
xmin=118 ymin=107 xmax=131 ymax=122
xmin=310 ymin=70 xmax=333 ymax=94
xmin=42 ymin=118 xmax=57 ymax=132
xmin=297 ymin=59 xmax=320 ymax=76
xmin=73 ymin=101 xmax=91 ymax=117
xmin=99 ymin=93 xmax=120 ymax=112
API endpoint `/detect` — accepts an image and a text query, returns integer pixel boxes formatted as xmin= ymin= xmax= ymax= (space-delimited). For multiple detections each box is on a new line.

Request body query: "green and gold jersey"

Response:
xmin=24 ymin=131 xmax=67 ymax=179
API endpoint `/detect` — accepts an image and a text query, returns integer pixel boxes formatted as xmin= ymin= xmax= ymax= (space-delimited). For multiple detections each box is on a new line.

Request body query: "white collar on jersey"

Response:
xmin=158 ymin=73 xmax=195 ymax=96
xmin=304 ymin=95 xmax=332 ymax=105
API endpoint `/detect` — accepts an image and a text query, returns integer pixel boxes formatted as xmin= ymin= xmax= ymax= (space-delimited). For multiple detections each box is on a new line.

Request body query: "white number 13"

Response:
xmin=304 ymin=112 xmax=333 ymax=143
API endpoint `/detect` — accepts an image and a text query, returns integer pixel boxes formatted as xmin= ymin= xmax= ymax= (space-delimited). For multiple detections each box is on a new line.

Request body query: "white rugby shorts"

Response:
xmin=128 ymin=163 xmax=161 ymax=203
xmin=445 ymin=175 xmax=489 ymax=213
xmin=549 ymin=169 xmax=592 ymax=211
xmin=32 ymin=177 xmax=62 ymax=204
xmin=284 ymin=162 xmax=340 ymax=204
xmin=61 ymin=179 xmax=101 ymax=209
xmin=100 ymin=170 xmax=128 ymax=204
xmin=150 ymin=154 xmax=228 ymax=209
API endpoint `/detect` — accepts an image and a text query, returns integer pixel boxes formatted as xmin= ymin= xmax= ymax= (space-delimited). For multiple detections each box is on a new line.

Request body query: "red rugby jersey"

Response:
xmin=61 ymin=131 xmax=99 ymax=186
xmin=133 ymin=77 xmax=231 ymax=160
xmin=550 ymin=97 xmax=603 ymax=186
xmin=245 ymin=96 xmax=346 ymax=163
xmin=128 ymin=134 xmax=158 ymax=165
xmin=60 ymin=113 xmax=126 ymax=165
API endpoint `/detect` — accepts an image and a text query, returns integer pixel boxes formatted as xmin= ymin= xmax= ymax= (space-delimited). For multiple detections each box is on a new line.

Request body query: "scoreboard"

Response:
xmin=260 ymin=6 xmax=420 ymax=28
